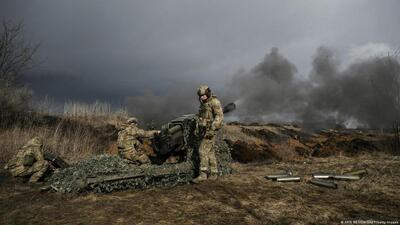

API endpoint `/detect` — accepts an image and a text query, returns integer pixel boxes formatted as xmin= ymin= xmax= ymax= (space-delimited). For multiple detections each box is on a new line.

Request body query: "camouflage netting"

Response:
xmin=49 ymin=134 xmax=232 ymax=193
xmin=214 ymin=131 xmax=233 ymax=175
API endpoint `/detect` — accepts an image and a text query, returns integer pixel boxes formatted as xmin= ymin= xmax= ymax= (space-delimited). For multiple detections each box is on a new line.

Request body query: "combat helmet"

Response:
xmin=127 ymin=117 xmax=138 ymax=124
xmin=197 ymin=85 xmax=212 ymax=97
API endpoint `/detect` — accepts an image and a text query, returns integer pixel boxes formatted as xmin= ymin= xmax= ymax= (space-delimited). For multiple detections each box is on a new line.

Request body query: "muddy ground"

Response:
xmin=1 ymin=154 xmax=399 ymax=225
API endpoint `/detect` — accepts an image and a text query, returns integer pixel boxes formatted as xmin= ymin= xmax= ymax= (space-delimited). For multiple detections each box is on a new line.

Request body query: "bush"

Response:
xmin=0 ymin=81 xmax=32 ymax=113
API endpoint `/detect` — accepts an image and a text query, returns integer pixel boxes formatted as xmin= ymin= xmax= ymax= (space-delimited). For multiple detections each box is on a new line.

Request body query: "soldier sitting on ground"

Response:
xmin=4 ymin=137 xmax=50 ymax=183
xmin=117 ymin=117 xmax=160 ymax=164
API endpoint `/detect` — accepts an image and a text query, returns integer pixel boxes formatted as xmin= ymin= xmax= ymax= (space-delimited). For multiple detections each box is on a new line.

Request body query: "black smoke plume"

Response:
xmin=229 ymin=47 xmax=400 ymax=129
xmin=125 ymin=87 xmax=198 ymax=128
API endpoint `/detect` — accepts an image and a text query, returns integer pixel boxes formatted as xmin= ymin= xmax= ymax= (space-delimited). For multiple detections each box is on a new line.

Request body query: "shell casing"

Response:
xmin=333 ymin=175 xmax=360 ymax=180
xmin=310 ymin=178 xmax=338 ymax=189
xmin=276 ymin=176 xmax=301 ymax=182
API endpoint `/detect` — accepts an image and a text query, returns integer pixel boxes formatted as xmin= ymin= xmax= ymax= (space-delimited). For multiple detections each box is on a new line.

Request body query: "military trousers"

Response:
xmin=118 ymin=147 xmax=150 ymax=164
xmin=11 ymin=160 xmax=49 ymax=183
xmin=198 ymin=134 xmax=218 ymax=174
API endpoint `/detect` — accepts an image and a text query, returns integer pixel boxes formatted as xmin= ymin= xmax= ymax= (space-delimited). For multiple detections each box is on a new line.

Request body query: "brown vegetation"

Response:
xmin=0 ymin=112 xmax=119 ymax=164
xmin=0 ymin=113 xmax=399 ymax=224
xmin=0 ymin=155 xmax=399 ymax=225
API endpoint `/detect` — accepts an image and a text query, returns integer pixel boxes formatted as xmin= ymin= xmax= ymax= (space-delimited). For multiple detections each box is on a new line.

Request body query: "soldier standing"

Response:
xmin=193 ymin=85 xmax=224 ymax=183
xmin=117 ymin=117 xmax=159 ymax=164
xmin=4 ymin=137 xmax=49 ymax=183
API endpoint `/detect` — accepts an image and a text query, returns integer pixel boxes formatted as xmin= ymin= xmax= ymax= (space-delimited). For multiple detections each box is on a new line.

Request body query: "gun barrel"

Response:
xmin=168 ymin=125 xmax=182 ymax=134
xmin=223 ymin=103 xmax=236 ymax=114
xmin=310 ymin=179 xmax=337 ymax=189
xmin=276 ymin=176 xmax=301 ymax=182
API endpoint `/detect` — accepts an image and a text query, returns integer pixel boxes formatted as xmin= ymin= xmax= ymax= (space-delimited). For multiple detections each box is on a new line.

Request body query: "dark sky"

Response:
xmin=1 ymin=1 xmax=400 ymax=126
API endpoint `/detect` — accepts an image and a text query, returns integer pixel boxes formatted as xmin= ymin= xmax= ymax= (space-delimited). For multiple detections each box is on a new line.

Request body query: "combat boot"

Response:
xmin=192 ymin=171 xmax=207 ymax=183
xmin=208 ymin=171 xmax=219 ymax=181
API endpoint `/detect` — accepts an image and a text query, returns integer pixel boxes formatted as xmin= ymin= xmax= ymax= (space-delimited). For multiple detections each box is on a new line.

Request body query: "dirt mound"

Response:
xmin=223 ymin=124 xmax=396 ymax=162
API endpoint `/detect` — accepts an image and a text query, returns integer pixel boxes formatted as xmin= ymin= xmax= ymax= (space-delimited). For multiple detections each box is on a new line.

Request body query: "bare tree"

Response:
xmin=0 ymin=21 xmax=39 ymax=87
xmin=0 ymin=21 xmax=38 ymax=113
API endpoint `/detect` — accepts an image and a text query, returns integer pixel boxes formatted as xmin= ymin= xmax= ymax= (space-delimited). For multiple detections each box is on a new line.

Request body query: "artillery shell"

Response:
xmin=265 ymin=174 xmax=290 ymax=180
xmin=312 ymin=173 xmax=333 ymax=179
xmin=276 ymin=176 xmax=301 ymax=182
xmin=333 ymin=175 xmax=360 ymax=180
xmin=344 ymin=169 xmax=367 ymax=176
xmin=310 ymin=178 xmax=337 ymax=189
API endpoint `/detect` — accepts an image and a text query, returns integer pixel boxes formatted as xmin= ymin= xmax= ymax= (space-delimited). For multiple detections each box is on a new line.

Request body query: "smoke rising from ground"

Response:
xmin=125 ymin=86 xmax=199 ymax=127
xmin=229 ymin=47 xmax=400 ymax=129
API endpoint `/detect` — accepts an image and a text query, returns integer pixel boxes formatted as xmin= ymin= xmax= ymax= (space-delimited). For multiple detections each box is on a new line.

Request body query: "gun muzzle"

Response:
xmin=223 ymin=103 xmax=236 ymax=114
xmin=310 ymin=179 xmax=337 ymax=189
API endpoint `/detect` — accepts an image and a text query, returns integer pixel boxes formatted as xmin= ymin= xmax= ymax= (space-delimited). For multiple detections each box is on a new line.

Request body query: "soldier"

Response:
xmin=4 ymin=137 xmax=50 ymax=183
xmin=193 ymin=85 xmax=224 ymax=183
xmin=117 ymin=117 xmax=159 ymax=164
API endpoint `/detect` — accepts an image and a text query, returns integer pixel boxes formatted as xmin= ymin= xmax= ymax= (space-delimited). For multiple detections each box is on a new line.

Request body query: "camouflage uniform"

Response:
xmin=195 ymin=85 xmax=224 ymax=181
xmin=4 ymin=137 xmax=49 ymax=183
xmin=117 ymin=117 xmax=159 ymax=164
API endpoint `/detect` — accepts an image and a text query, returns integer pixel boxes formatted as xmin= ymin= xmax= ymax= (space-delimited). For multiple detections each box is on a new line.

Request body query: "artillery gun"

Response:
xmin=50 ymin=103 xmax=236 ymax=193
xmin=154 ymin=102 xmax=236 ymax=159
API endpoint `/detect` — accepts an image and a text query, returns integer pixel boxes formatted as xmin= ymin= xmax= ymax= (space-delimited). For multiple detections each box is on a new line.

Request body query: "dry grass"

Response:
xmin=0 ymin=154 xmax=398 ymax=225
xmin=64 ymin=100 xmax=127 ymax=119
xmin=0 ymin=112 xmax=117 ymax=164
xmin=62 ymin=101 xmax=129 ymax=130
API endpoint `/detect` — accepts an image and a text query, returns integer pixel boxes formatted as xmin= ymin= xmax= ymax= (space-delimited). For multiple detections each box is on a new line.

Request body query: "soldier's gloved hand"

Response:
xmin=204 ymin=130 xmax=216 ymax=139
xmin=211 ymin=123 xmax=218 ymax=132
xmin=198 ymin=119 xmax=208 ymax=128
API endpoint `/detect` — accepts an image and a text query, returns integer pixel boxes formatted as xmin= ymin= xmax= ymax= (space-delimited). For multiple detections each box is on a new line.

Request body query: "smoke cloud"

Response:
xmin=125 ymin=85 xmax=199 ymax=127
xmin=229 ymin=46 xmax=400 ymax=129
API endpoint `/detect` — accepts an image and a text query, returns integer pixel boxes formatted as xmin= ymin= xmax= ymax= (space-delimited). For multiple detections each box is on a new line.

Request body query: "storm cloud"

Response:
xmin=1 ymin=1 xmax=400 ymax=126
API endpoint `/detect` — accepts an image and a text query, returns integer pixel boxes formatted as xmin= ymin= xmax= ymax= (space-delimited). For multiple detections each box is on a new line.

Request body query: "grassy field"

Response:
xmin=0 ymin=109 xmax=399 ymax=224
xmin=0 ymin=101 xmax=129 ymax=164
xmin=0 ymin=155 xmax=399 ymax=225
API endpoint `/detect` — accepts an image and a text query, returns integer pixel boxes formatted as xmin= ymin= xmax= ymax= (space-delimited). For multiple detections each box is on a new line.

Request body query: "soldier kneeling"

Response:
xmin=4 ymin=137 xmax=50 ymax=183
xmin=117 ymin=117 xmax=159 ymax=164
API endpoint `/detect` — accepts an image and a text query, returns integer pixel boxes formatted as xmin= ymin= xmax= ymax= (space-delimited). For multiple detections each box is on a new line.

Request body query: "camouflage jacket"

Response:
xmin=117 ymin=125 xmax=158 ymax=150
xmin=4 ymin=138 xmax=45 ymax=175
xmin=198 ymin=95 xmax=224 ymax=131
